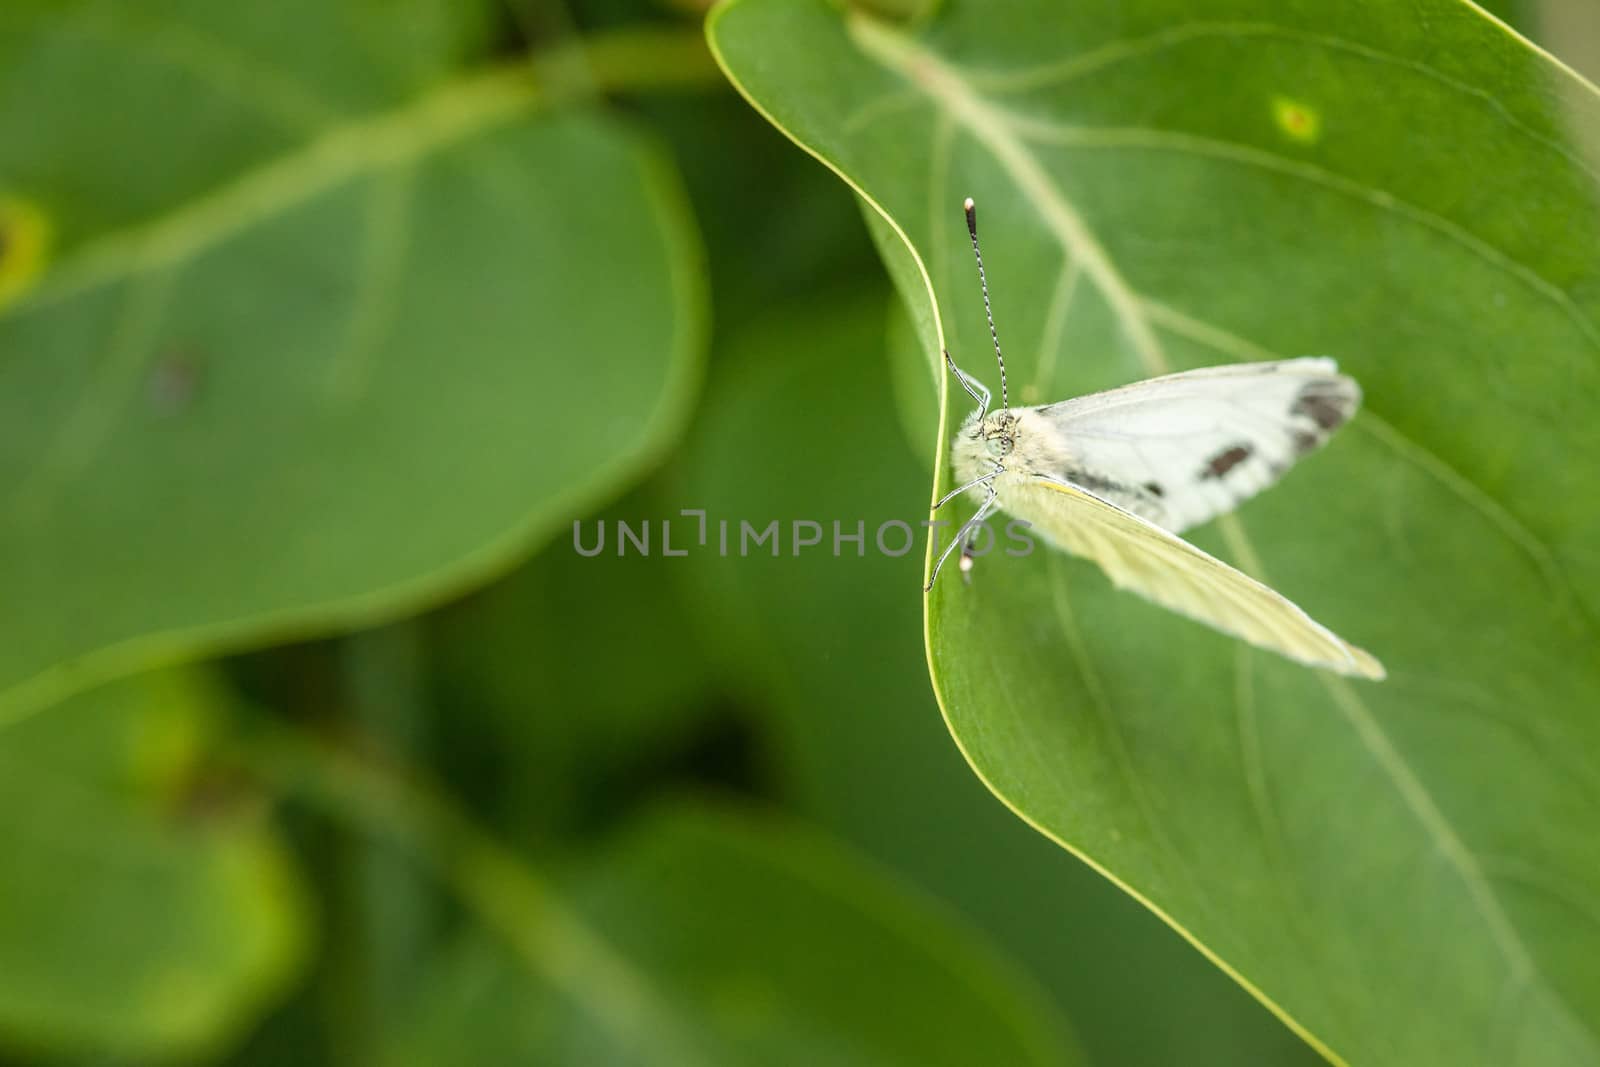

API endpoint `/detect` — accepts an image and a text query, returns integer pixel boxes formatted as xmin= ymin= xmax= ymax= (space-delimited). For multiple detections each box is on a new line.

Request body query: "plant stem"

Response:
xmin=535 ymin=25 xmax=725 ymax=100
xmin=237 ymin=717 xmax=700 ymax=1062
xmin=326 ymin=623 xmax=431 ymax=1065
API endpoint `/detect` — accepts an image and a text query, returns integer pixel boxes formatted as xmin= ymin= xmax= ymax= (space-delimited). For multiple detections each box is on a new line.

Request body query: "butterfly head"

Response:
xmin=977 ymin=410 xmax=1017 ymax=460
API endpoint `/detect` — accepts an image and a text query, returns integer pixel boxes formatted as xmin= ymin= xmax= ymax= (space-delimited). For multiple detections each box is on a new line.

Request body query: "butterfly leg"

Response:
xmin=934 ymin=469 xmax=1000 ymax=510
xmin=957 ymin=488 xmax=1000 ymax=584
xmin=924 ymin=480 xmax=999 ymax=591
xmin=944 ymin=349 xmax=990 ymax=419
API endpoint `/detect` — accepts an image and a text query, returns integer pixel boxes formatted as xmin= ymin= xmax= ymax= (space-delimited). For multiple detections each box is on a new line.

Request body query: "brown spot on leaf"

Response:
xmin=147 ymin=353 xmax=204 ymax=415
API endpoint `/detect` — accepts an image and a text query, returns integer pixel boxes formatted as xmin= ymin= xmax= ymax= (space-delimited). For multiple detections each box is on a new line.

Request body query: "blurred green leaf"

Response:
xmin=673 ymin=288 xmax=1322 ymax=1063
xmin=636 ymin=91 xmax=888 ymax=330
xmin=427 ymin=485 xmax=720 ymax=844
xmin=711 ymin=1 xmax=1600 ymax=1062
xmin=0 ymin=668 xmax=309 ymax=1059
xmin=420 ymin=85 xmax=887 ymax=845
xmin=0 ymin=7 xmax=707 ymax=724
xmin=392 ymin=800 xmax=1079 ymax=1067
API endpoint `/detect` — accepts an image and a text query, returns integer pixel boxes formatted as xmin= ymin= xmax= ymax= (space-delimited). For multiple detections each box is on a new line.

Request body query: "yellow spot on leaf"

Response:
xmin=0 ymin=196 xmax=52 ymax=311
xmin=1271 ymin=97 xmax=1321 ymax=144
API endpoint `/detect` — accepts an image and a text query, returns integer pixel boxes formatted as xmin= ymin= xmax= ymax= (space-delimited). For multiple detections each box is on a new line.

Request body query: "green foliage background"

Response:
xmin=1 ymin=1 xmax=1597 ymax=1065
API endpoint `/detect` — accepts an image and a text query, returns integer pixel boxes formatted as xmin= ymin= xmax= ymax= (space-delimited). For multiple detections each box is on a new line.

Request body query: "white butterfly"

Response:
xmin=931 ymin=199 xmax=1383 ymax=680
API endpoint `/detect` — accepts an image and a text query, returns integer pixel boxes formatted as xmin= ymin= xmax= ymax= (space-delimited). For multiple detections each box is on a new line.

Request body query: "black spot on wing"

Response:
xmin=1062 ymin=468 xmax=1130 ymax=496
xmin=1199 ymin=443 xmax=1252 ymax=480
xmin=1291 ymin=382 xmax=1353 ymax=431
xmin=1061 ymin=468 xmax=1168 ymax=524
xmin=1291 ymin=429 xmax=1321 ymax=457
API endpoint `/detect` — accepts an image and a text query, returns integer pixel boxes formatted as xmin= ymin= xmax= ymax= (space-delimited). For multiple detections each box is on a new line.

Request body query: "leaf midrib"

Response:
xmin=13 ymin=64 xmax=543 ymax=314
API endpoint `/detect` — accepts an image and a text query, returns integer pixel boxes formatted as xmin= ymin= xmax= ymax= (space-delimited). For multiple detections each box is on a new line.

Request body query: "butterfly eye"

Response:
xmin=985 ymin=434 xmax=1013 ymax=458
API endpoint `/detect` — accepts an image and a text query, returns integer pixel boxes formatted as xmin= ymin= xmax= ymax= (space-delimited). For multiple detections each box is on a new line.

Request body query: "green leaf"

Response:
xmin=710 ymin=1 xmax=1600 ymax=1062
xmin=427 ymin=484 xmax=719 ymax=842
xmin=390 ymin=801 xmax=1079 ymax=1066
xmin=0 ymin=668 xmax=310 ymax=1058
xmin=0 ymin=6 xmax=707 ymax=724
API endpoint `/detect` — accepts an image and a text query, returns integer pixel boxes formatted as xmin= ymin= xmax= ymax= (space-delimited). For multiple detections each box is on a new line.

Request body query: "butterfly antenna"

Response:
xmin=964 ymin=197 xmax=1008 ymax=414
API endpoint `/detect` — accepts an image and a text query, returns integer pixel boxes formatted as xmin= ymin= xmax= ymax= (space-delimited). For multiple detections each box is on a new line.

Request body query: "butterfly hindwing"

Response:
xmin=1005 ymin=476 xmax=1384 ymax=679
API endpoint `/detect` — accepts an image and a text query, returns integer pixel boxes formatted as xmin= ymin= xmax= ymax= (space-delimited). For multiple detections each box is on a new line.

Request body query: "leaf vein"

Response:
xmin=1004 ymin=120 xmax=1600 ymax=355
xmin=325 ymin=166 xmax=418 ymax=403
xmin=1045 ymin=554 xmax=1219 ymax=919
xmin=10 ymin=267 xmax=179 ymax=523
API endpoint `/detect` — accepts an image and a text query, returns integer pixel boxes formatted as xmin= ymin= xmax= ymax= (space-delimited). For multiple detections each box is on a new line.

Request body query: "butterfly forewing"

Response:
xmin=1035 ymin=358 xmax=1359 ymax=533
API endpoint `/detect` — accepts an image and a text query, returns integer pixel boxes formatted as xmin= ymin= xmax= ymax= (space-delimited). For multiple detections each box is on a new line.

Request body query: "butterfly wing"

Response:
xmin=1033 ymin=357 xmax=1359 ymax=533
xmin=1005 ymin=475 xmax=1384 ymax=678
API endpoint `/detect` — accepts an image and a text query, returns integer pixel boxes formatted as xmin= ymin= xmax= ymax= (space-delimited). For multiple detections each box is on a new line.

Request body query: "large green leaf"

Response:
xmin=390 ymin=801 xmax=1079 ymax=1066
xmin=710 ymin=1 xmax=1600 ymax=1062
xmin=0 ymin=668 xmax=309 ymax=1058
xmin=0 ymin=5 xmax=706 ymax=725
